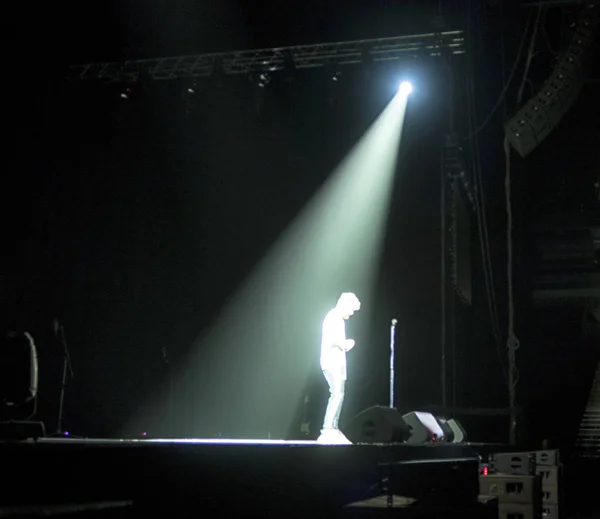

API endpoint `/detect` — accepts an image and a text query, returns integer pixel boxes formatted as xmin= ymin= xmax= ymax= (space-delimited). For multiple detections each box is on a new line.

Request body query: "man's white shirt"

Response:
xmin=320 ymin=308 xmax=347 ymax=379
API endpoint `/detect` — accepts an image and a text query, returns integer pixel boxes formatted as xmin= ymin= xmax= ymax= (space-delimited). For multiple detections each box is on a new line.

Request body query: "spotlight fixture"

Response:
xmin=0 ymin=330 xmax=45 ymax=440
xmin=398 ymin=81 xmax=413 ymax=96
xmin=1 ymin=331 xmax=38 ymax=410
xmin=258 ymin=73 xmax=271 ymax=88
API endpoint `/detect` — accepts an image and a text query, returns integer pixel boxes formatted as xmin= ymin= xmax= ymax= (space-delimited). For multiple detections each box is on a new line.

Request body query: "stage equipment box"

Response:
xmin=536 ymin=465 xmax=560 ymax=487
xmin=479 ymin=474 xmax=541 ymax=504
xmin=534 ymin=450 xmax=559 ymax=466
xmin=542 ymin=484 xmax=559 ymax=505
xmin=498 ymin=502 xmax=540 ymax=519
xmin=542 ymin=503 xmax=559 ymax=519
xmin=492 ymin=452 xmax=534 ymax=475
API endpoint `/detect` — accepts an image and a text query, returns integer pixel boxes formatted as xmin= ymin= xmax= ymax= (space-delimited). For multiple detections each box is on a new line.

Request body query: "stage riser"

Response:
xmin=1 ymin=441 xmax=481 ymax=510
xmin=343 ymin=503 xmax=498 ymax=519
xmin=385 ymin=460 xmax=480 ymax=505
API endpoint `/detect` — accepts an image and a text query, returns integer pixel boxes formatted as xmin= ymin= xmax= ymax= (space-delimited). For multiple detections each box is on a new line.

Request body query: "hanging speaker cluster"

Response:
xmin=505 ymin=2 xmax=599 ymax=158
xmin=343 ymin=406 xmax=467 ymax=445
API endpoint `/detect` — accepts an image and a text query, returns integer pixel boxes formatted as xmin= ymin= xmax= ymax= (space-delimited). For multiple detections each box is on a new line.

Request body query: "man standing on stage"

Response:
xmin=318 ymin=292 xmax=361 ymax=444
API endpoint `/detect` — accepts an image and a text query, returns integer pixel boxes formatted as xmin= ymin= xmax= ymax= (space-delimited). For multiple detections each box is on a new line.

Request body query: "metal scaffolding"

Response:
xmin=67 ymin=31 xmax=465 ymax=83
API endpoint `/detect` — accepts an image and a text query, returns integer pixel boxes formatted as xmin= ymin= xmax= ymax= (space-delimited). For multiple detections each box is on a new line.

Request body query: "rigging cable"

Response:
xmin=505 ymin=4 xmax=544 ymax=444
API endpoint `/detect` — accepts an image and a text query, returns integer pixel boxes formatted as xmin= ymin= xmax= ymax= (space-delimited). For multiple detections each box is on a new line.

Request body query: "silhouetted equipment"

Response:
xmin=576 ymin=363 xmax=600 ymax=457
xmin=344 ymin=406 xmax=467 ymax=445
xmin=0 ymin=331 xmax=45 ymax=440
xmin=491 ymin=451 xmax=535 ymax=475
xmin=53 ymin=319 xmax=75 ymax=436
xmin=343 ymin=406 xmax=411 ymax=444
xmin=437 ymin=417 xmax=468 ymax=443
xmin=0 ymin=331 xmax=38 ymax=410
xmin=505 ymin=2 xmax=599 ymax=157
xmin=591 ymin=303 xmax=600 ymax=322
xmin=403 ymin=411 xmax=446 ymax=444
xmin=530 ymin=219 xmax=600 ymax=306
xmin=450 ymin=179 xmax=473 ymax=305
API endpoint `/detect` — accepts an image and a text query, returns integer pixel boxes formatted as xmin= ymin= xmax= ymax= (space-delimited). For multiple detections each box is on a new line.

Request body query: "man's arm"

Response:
xmin=341 ymin=339 xmax=355 ymax=352
xmin=322 ymin=314 xmax=354 ymax=350
xmin=322 ymin=314 xmax=349 ymax=350
xmin=327 ymin=339 xmax=353 ymax=350
xmin=326 ymin=338 xmax=350 ymax=350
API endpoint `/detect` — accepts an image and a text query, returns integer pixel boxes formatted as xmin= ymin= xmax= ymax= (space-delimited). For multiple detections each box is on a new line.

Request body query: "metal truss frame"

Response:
xmin=521 ymin=0 xmax=600 ymax=7
xmin=67 ymin=31 xmax=465 ymax=83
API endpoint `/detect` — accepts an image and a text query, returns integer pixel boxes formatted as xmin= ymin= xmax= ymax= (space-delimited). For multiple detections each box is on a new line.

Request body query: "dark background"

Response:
xmin=3 ymin=1 xmax=599 ymax=444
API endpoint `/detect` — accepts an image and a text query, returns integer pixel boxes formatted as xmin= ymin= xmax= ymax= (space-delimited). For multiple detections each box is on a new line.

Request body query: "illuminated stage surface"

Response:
xmin=1 ymin=437 xmax=501 ymax=517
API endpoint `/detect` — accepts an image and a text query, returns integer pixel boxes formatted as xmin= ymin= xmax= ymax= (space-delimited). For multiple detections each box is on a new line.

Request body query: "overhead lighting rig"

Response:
xmin=66 ymin=31 xmax=465 ymax=84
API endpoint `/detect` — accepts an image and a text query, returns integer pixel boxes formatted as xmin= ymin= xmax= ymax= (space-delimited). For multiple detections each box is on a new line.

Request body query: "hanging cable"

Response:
xmin=516 ymin=7 xmax=544 ymax=104
xmin=466 ymin=7 xmax=535 ymax=140
xmin=505 ymin=3 xmax=543 ymax=445
xmin=542 ymin=7 xmax=559 ymax=56
xmin=470 ymin=87 xmax=505 ymax=373
xmin=465 ymin=0 xmax=504 ymax=376
xmin=504 ymin=134 xmax=521 ymax=446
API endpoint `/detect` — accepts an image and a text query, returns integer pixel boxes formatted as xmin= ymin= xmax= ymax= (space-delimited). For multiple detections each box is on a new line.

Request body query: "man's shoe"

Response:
xmin=317 ymin=428 xmax=352 ymax=445
xmin=334 ymin=429 xmax=352 ymax=445
xmin=317 ymin=429 xmax=338 ymax=444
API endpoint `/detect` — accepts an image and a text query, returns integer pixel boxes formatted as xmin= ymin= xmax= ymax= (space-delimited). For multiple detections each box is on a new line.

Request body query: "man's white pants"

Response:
xmin=322 ymin=369 xmax=345 ymax=430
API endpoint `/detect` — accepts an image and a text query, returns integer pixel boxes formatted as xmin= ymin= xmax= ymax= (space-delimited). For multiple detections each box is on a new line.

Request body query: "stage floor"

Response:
xmin=37 ymin=436 xmax=322 ymax=445
xmin=1 ymin=436 xmax=484 ymax=515
xmin=7 ymin=437 xmax=598 ymax=518
xmin=29 ymin=435 xmax=505 ymax=448
xmin=0 ymin=437 xmax=597 ymax=519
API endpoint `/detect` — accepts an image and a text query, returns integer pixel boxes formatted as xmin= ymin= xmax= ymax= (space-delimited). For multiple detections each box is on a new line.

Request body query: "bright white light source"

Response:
xmin=398 ymin=81 xmax=413 ymax=96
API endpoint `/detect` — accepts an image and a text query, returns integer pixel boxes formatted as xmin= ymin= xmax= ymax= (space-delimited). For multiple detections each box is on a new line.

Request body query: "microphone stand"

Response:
xmin=162 ymin=347 xmax=173 ymax=437
xmin=55 ymin=322 xmax=75 ymax=436
xmin=390 ymin=319 xmax=398 ymax=409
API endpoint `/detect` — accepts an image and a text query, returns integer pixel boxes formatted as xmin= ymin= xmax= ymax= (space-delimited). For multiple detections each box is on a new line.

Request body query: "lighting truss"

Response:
xmin=66 ymin=31 xmax=465 ymax=83
xmin=521 ymin=0 xmax=600 ymax=7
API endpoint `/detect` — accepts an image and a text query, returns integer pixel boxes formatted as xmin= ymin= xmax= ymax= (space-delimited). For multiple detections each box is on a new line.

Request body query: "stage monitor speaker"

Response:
xmin=436 ymin=417 xmax=467 ymax=443
xmin=343 ymin=406 xmax=411 ymax=444
xmin=403 ymin=411 xmax=446 ymax=444
xmin=448 ymin=418 xmax=467 ymax=443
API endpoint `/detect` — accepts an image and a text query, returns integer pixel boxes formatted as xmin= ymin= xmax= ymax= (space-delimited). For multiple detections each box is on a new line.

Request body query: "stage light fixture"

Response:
xmin=1 ymin=331 xmax=38 ymax=410
xmin=0 ymin=330 xmax=45 ymax=439
xmin=398 ymin=81 xmax=413 ymax=96
xmin=258 ymin=73 xmax=271 ymax=88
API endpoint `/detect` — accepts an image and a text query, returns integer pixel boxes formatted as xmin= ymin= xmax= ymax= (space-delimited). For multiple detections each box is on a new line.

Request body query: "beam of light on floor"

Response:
xmin=128 ymin=92 xmax=410 ymax=439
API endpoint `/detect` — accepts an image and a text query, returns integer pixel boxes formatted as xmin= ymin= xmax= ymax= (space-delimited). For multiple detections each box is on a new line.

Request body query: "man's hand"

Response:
xmin=343 ymin=339 xmax=355 ymax=351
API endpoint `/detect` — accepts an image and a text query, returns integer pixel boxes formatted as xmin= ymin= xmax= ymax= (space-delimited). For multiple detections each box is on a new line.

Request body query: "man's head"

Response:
xmin=336 ymin=292 xmax=361 ymax=319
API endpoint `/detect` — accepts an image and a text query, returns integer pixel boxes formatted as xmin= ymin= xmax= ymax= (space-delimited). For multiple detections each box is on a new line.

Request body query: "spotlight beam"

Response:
xmin=128 ymin=92 xmax=410 ymax=439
